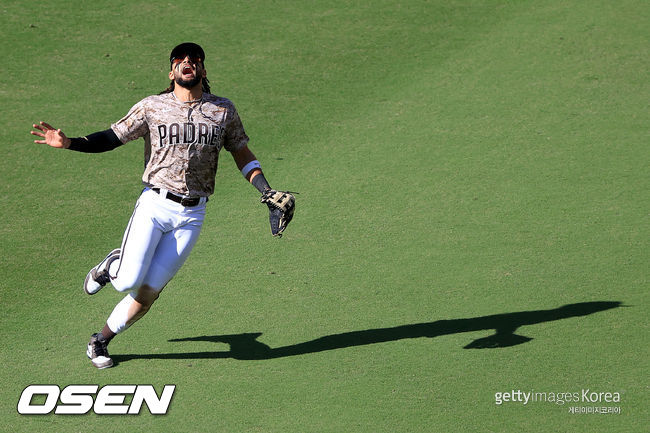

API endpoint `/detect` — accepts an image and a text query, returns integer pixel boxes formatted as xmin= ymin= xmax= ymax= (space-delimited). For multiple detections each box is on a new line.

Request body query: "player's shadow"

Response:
xmin=111 ymin=301 xmax=621 ymax=364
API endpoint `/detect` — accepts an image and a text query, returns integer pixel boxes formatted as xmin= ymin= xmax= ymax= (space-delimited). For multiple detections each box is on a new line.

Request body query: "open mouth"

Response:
xmin=182 ymin=65 xmax=194 ymax=75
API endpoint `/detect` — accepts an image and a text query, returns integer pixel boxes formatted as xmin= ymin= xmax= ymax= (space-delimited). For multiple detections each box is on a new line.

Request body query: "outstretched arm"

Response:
xmin=30 ymin=122 xmax=123 ymax=153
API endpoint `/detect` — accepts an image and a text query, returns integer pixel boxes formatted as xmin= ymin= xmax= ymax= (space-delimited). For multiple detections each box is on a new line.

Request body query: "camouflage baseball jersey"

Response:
xmin=111 ymin=92 xmax=249 ymax=197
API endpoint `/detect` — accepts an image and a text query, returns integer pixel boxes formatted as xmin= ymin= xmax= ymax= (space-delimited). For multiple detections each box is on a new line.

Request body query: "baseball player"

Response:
xmin=30 ymin=42 xmax=295 ymax=369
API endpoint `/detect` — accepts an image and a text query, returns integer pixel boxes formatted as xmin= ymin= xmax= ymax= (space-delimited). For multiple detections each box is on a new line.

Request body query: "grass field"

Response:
xmin=1 ymin=0 xmax=648 ymax=432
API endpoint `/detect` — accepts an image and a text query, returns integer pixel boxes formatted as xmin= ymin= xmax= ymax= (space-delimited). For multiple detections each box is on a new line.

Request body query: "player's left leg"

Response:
xmin=104 ymin=284 xmax=161 ymax=335
xmin=86 ymin=284 xmax=160 ymax=369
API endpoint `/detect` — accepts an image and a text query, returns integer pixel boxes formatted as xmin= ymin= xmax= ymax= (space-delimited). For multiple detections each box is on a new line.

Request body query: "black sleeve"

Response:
xmin=68 ymin=129 xmax=124 ymax=153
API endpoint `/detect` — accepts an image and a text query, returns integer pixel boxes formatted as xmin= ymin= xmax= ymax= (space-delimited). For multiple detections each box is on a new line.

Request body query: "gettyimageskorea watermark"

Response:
xmin=494 ymin=389 xmax=622 ymax=414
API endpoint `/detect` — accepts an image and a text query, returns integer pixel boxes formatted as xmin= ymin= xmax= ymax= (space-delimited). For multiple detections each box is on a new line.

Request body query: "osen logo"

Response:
xmin=17 ymin=384 xmax=175 ymax=415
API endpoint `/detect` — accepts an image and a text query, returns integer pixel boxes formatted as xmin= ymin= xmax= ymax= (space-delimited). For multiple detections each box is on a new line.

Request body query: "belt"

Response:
xmin=152 ymin=188 xmax=202 ymax=207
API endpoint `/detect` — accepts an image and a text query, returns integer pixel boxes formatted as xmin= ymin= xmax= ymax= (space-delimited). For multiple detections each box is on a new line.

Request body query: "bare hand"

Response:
xmin=31 ymin=121 xmax=71 ymax=149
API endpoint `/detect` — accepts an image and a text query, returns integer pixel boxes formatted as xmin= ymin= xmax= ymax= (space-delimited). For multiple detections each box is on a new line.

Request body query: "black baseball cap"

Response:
xmin=169 ymin=42 xmax=205 ymax=63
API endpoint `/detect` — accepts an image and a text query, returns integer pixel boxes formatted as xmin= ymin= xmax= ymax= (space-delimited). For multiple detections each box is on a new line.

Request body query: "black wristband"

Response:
xmin=251 ymin=173 xmax=271 ymax=193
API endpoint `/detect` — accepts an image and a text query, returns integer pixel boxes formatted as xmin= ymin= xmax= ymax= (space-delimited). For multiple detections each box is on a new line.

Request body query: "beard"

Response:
xmin=174 ymin=74 xmax=202 ymax=90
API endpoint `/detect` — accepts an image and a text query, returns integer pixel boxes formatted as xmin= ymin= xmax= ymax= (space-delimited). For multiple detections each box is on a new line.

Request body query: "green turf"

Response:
xmin=0 ymin=0 xmax=647 ymax=431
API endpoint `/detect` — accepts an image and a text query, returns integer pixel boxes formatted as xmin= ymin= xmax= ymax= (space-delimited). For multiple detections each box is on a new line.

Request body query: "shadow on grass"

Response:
xmin=111 ymin=301 xmax=621 ymax=364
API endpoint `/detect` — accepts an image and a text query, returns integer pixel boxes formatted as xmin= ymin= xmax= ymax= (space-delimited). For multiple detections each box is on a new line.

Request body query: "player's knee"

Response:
xmin=113 ymin=273 xmax=145 ymax=293
xmin=134 ymin=284 xmax=161 ymax=308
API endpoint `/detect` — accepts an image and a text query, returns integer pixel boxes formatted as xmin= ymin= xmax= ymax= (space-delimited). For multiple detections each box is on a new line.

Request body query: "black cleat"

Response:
xmin=86 ymin=333 xmax=114 ymax=369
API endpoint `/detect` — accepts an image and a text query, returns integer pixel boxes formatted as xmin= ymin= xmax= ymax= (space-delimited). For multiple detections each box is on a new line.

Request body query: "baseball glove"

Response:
xmin=260 ymin=189 xmax=295 ymax=237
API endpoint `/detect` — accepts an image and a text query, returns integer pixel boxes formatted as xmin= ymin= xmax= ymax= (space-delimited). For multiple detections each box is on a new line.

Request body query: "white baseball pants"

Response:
xmin=109 ymin=188 xmax=206 ymax=293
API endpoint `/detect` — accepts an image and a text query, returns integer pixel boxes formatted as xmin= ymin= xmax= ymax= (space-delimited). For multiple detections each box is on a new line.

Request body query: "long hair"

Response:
xmin=159 ymin=76 xmax=211 ymax=95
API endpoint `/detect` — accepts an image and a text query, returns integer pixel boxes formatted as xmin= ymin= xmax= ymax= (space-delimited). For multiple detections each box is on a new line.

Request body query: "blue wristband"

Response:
xmin=241 ymin=160 xmax=262 ymax=177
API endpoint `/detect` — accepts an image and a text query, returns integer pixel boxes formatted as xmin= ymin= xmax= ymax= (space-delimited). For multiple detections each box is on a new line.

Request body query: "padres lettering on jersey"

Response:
xmin=110 ymin=92 xmax=249 ymax=197
xmin=157 ymin=123 xmax=224 ymax=147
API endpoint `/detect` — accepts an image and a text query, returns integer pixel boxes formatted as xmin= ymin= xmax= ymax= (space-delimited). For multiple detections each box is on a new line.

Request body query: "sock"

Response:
xmin=101 ymin=324 xmax=116 ymax=343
